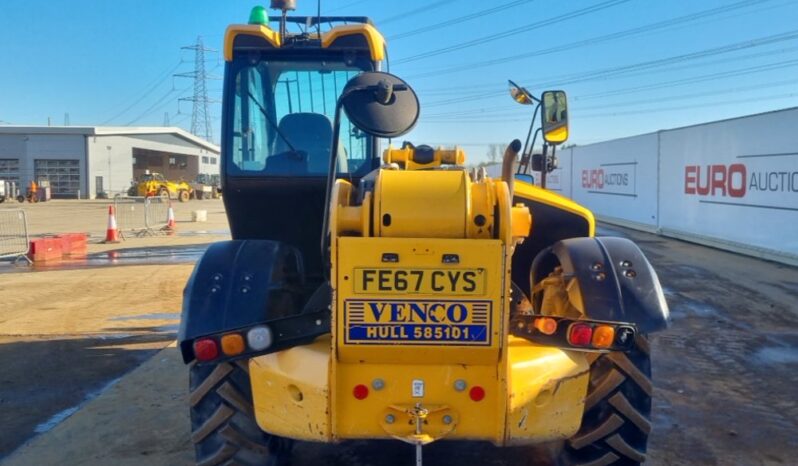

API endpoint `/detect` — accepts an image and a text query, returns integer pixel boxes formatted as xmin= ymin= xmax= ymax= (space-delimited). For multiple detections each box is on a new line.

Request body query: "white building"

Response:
xmin=0 ymin=126 xmax=220 ymax=199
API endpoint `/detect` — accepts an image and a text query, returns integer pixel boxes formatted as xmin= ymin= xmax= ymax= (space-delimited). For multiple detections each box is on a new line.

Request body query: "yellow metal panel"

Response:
xmin=224 ymin=24 xmax=281 ymax=61
xmin=321 ymin=24 xmax=386 ymax=61
xmin=249 ymin=338 xmax=332 ymax=442
xmin=383 ymin=146 xmax=466 ymax=169
xmin=333 ymin=362 xmax=504 ymax=443
xmin=513 ymin=181 xmax=596 ymax=236
xmin=505 ymin=337 xmax=589 ymax=444
xmin=335 ymin=237 xmax=504 ymax=365
xmin=376 ymin=170 xmax=468 ymax=238
xmin=467 ymin=178 xmax=496 ymax=239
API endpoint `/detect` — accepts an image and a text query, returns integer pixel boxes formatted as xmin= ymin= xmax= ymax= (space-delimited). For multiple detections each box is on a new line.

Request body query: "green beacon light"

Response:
xmin=249 ymin=6 xmax=269 ymax=25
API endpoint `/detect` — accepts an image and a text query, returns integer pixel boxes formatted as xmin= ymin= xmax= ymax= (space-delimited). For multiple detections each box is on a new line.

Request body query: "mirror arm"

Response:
xmin=540 ymin=143 xmax=549 ymax=189
xmin=520 ymin=103 xmax=541 ymax=169
xmin=518 ymin=127 xmax=542 ymax=175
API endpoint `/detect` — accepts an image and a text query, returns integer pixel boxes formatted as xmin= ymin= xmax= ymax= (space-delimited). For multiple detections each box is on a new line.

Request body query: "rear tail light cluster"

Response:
xmin=192 ymin=325 xmax=273 ymax=363
xmin=512 ymin=315 xmax=636 ymax=352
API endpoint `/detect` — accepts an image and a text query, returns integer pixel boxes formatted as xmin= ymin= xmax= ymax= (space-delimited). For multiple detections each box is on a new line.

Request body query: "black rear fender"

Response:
xmin=178 ymin=240 xmax=329 ymax=363
xmin=531 ymin=237 xmax=670 ymax=333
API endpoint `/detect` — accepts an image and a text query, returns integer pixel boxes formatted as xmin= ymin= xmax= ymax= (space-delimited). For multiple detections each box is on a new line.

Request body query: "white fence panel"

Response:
xmin=570 ymin=134 xmax=659 ymax=229
xmin=659 ymin=109 xmax=798 ymax=262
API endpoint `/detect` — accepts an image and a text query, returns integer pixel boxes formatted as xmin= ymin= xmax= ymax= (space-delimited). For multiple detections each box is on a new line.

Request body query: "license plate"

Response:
xmin=354 ymin=268 xmax=485 ymax=295
xmin=344 ymin=299 xmax=492 ymax=346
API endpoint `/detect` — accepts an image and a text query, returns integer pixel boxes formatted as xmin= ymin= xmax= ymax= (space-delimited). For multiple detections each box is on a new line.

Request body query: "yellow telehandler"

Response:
xmin=179 ymin=3 xmax=669 ymax=465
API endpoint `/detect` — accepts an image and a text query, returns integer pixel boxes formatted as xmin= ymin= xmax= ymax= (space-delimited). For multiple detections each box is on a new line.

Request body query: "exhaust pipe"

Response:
xmin=502 ymin=139 xmax=523 ymax=197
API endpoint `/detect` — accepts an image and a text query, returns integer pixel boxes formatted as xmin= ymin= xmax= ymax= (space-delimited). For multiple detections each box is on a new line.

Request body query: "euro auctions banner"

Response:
xmin=659 ymin=108 xmax=798 ymax=258
xmin=570 ymin=134 xmax=659 ymax=228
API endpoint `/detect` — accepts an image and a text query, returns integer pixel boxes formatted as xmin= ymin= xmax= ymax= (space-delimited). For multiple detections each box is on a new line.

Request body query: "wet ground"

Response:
xmin=0 ymin=333 xmax=173 ymax=455
xmin=0 ymin=243 xmax=210 ymax=274
xmin=1 ymin=222 xmax=797 ymax=465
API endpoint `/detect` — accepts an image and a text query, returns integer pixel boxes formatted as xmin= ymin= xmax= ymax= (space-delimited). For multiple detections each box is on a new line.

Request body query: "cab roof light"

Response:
xmin=193 ymin=338 xmax=219 ymax=362
xmin=221 ymin=333 xmax=246 ymax=356
xmin=249 ymin=6 xmax=270 ymax=25
xmin=568 ymin=323 xmax=593 ymax=347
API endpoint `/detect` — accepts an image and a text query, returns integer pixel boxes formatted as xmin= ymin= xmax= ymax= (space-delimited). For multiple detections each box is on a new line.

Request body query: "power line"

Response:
xmin=125 ymin=86 xmax=184 ymax=125
xmin=404 ymin=0 xmax=775 ymax=79
xmin=420 ymin=29 xmax=798 ymax=108
xmin=100 ymin=61 xmax=182 ymax=125
xmin=578 ymin=91 xmax=798 ymax=119
xmin=420 ymin=88 xmax=798 ymax=124
xmin=326 ymin=0 xmax=370 ymax=14
xmin=424 ymin=72 xmax=798 ymax=120
xmin=416 ymin=41 xmax=798 ymax=106
xmin=575 ymin=58 xmax=798 ymax=100
xmin=392 ymin=0 xmax=633 ymax=65
xmin=379 ymin=0 xmax=459 ymax=26
xmin=388 ymin=0 xmax=536 ymax=40
xmin=423 ymin=76 xmax=798 ymax=120
xmin=422 ymin=64 xmax=798 ymax=123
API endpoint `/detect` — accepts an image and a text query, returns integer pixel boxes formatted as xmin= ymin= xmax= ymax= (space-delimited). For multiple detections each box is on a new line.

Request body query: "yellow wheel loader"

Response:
xmin=136 ymin=171 xmax=193 ymax=202
xmin=179 ymin=3 xmax=669 ymax=465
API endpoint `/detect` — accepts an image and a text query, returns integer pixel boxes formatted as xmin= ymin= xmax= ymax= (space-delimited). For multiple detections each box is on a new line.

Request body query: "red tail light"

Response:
xmin=194 ymin=338 xmax=219 ymax=362
xmin=353 ymin=384 xmax=369 ymax=400
xmin=568 ymin=323 xmax=593 ymax=346
xmin=469 ymin=386 xmax=485 ymax=402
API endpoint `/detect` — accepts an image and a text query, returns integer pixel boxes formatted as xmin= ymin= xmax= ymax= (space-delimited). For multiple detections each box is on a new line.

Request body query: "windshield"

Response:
xmin=225 ymin=58 xmax=375 ymax=177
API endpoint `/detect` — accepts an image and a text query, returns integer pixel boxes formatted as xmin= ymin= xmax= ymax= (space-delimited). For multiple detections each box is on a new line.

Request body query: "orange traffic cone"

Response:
xmin=104 ymin=205 xmax=121 ymax=243
xmin=165 ymin=202 xmax=176 ymax=234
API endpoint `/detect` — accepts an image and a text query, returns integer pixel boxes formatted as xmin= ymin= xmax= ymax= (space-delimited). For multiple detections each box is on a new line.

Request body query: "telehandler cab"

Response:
xmin=179 ymin=3 xmax=669 ymax=465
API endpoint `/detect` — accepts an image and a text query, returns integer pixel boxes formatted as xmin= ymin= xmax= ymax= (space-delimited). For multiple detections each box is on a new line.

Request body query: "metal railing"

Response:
xmin=145 ymin=196 xmax=169 ymax=232
xmin=0 ymin=209 xmax=32 ymax=264
xmin=113 ymin=196 xmax=171 ymax=238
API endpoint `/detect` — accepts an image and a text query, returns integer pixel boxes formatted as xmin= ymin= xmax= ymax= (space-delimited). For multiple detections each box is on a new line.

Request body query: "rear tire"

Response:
xmin=179 ymin=190 xmax=190 ymax=203
xmin=189 ymin=360 xmax=292 ymax=466
xmin=561 ymin=335 xmax=653 ymax=466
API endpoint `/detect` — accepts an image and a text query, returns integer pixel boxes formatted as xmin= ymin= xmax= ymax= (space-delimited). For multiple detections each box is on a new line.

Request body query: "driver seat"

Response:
xmin=269 ymin=113 xmax=332 ymax=175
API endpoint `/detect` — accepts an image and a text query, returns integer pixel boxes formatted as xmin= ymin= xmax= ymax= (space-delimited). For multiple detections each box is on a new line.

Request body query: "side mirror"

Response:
xmin=340 ymin=72 xmax=419 ymax=138
xmin=540 ymin=90 xmax=568 ymax=144
xmin=508 ymin=79 xmax=535 ymax=105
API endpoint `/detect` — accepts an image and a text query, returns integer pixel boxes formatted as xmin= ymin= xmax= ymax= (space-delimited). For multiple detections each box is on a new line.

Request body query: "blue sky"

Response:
xmin=1 ymin=0 xmax=797 ymax=163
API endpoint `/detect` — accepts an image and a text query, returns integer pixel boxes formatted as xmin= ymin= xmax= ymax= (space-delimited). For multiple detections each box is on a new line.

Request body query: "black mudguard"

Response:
xmin=178 ymin=240 xmax=319 ymax=362
xmin=531 ymin=237 xmax=670 ymax=333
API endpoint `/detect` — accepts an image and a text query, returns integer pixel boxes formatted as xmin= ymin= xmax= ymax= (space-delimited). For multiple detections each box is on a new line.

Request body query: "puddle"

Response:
xmin=157 ymin=324 xmax=180 ymax=332
xmin=32 ymin=376 xmax=123 ymax=434
xmin=595 ymin=225 xmax=630 ymax=238
xmin=755 ymin=346 xmax=798 ymax=365
xmin=662 ymin=286 xmax=677 ymax=297
xmin=668 ymin=298 xmax=720 ymax=320
xmin=0 ymin=244 xmax=210 ymax=274
xmin=177 ymin=229 xmax=231 ymax=237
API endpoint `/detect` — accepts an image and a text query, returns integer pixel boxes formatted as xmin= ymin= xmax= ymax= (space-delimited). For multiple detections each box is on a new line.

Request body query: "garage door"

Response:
xmin=0 ymin=159 xmax=20 ymax=185
xmin=34 ymin=159 xmax=81 ymax=198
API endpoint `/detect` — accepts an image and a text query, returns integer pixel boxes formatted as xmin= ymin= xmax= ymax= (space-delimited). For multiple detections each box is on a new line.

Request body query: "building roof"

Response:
xmin=0 ymin=125 xmax=220 ymax=153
